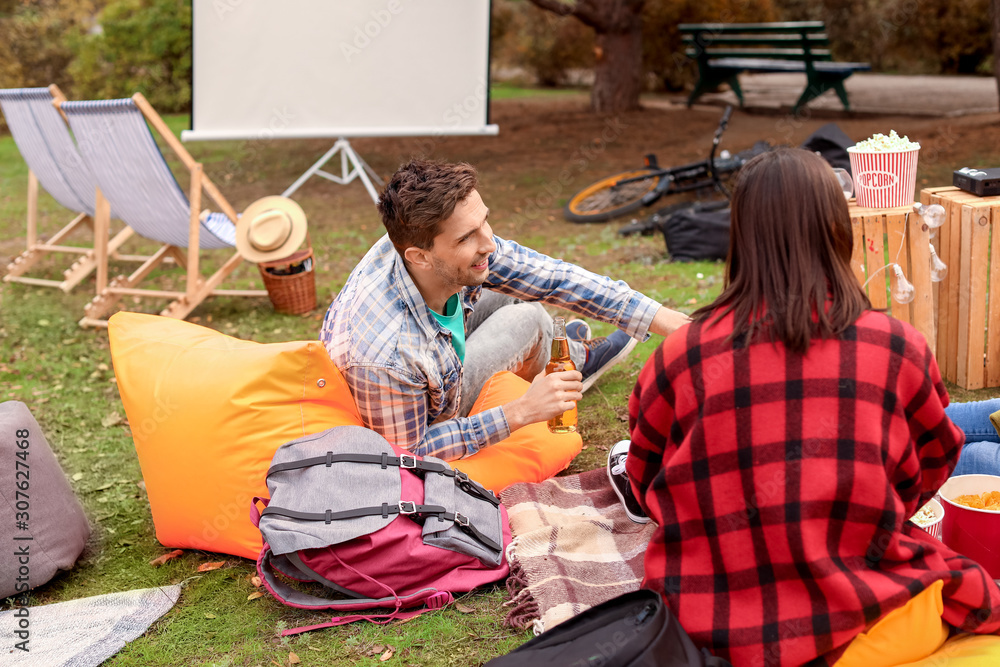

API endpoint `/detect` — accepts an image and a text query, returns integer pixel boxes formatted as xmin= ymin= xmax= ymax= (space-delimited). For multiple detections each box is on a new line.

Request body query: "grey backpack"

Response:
xmin=251 ymin=425 xmax=511 ymax=633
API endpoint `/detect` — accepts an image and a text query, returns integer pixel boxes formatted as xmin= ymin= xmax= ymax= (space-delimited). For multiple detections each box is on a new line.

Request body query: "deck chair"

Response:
xmin=60 ymin=93 xmax=267 ymax=327
xmin=0 ymin=85 xmax=140 ymax=291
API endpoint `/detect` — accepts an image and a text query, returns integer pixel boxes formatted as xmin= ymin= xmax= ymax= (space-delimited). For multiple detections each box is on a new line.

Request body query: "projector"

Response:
xmin=953 ymin=167 xmax=1000 ymax=196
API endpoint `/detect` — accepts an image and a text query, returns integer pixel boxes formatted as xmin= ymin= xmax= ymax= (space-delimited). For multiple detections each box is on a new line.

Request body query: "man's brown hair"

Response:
xmin=693 ymin=147 xmax=871 ymax=354
xmin=377 ymin=159 xmax=479 ymax=252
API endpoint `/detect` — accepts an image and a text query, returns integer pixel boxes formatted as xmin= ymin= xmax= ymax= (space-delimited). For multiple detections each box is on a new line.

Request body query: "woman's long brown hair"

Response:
xmin=693 ymin=147 xmax=871 ymax=354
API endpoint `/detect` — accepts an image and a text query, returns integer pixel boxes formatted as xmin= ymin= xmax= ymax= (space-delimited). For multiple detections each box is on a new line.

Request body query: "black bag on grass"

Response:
xmin=484 ymin=589 xmax=732 ymax=667
xmin=800 ymin=123 xmax=854 ymax=173
xmin=660 ymin=202 xmax=731 ymax=263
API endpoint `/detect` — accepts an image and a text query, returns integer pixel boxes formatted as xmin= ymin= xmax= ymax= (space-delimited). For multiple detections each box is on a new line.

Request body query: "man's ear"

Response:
xmin=403 ymin=245 xmax=431 ymax=270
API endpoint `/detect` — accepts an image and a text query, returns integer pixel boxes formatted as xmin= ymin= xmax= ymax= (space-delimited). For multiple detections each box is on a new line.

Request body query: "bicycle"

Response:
xmin=563 ymin=106 xmax=770 ymax=223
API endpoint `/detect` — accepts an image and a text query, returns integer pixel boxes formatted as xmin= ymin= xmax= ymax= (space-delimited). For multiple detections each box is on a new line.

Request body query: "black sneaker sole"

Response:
xmin=607 ymin=459 xmax=651 ymax=524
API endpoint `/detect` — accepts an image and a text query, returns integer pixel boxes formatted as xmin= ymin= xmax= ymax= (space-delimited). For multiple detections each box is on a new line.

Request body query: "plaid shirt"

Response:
xmin=628 ymin=309 xmax=1000 ymax=666
xmin=321 ymin=233 xmax=658 ymax=461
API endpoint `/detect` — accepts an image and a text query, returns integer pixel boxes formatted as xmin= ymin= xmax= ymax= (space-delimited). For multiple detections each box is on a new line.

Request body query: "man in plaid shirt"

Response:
xmin=623 ymin=147 xmax=1000 ymax=665
xmin=320 ymin=160 xmax=688 ymax=461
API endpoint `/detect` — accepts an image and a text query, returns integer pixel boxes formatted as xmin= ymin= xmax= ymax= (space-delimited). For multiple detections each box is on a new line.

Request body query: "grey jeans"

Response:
xmin=459 ymin=290 xmax=586 ymax=417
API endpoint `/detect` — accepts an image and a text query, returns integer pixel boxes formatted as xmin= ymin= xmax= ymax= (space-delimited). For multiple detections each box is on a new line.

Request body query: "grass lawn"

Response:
xmin=1 ymin=89 xmax=999 ymax=666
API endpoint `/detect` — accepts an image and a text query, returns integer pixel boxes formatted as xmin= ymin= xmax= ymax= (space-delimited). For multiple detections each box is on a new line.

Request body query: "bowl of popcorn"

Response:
xmin=846 ymin=130 xmax=920 ymax=208
xmin=910 ymin=497 xmax=944 ymax=540
xmin=938 ymin=474 xmax=1000 ymax=578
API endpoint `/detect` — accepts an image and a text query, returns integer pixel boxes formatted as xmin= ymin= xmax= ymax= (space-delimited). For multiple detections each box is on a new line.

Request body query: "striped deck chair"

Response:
xmin=0 ymin=85 xmax=139 ymax=291
xmin=60 ymin=93 xmax=266 ymax=327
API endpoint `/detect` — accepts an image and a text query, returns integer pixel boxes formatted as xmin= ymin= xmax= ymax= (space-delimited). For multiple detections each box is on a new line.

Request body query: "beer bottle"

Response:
xmin=546 ymin=316 xmax=578 ymax=433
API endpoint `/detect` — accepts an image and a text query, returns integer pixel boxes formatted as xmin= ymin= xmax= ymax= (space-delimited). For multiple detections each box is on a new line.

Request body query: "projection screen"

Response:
xmin=183 ymin=0 xmax=496 ymax=141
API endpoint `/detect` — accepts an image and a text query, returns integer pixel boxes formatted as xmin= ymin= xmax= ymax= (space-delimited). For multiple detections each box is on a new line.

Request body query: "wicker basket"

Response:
xmin=257 ymin=248 xmax=317 ymax=315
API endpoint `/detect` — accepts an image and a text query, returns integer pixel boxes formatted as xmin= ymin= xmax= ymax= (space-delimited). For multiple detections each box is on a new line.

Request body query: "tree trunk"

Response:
xmin=994 ymin=0 xmax=1000 ymax=110
xmin=591 ymin=23 xmax=643 ymax=113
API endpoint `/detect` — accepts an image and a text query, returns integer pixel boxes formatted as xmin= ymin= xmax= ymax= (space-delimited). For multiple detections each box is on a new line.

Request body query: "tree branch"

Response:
xmin=525 ymin=0 xmax=575 ymax=18
xmin=566 ymin=0 xmax=604 ymax=27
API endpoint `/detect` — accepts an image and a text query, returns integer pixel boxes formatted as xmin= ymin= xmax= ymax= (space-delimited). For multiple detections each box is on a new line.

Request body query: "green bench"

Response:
xmin=679 ymin=21 xmax=871 ymax=113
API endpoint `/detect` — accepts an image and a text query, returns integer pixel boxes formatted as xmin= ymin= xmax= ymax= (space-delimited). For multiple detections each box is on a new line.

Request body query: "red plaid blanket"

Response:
xmin=499 ymin=468 xmax=655 ymax=633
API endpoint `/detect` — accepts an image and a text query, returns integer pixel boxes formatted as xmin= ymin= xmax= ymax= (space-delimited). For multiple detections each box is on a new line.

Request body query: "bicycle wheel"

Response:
xmin=564 ymin=168 xmax=662 ymax=223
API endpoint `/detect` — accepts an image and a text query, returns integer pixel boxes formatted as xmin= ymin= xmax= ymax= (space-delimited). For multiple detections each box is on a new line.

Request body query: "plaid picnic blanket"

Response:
xmin=499 ymin=467 xmax=656 ymax=633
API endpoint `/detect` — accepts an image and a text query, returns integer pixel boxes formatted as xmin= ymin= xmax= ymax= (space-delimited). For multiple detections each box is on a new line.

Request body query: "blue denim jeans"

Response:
xmin=947 ymin=398 xmax=1000 ymax=476
xmin=459 ymin=290 xmax=586 ymax=417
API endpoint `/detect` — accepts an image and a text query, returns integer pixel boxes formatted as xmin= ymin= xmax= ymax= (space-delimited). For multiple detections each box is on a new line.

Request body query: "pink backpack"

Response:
xmin=251 ymin=425 xmax=511 ymax=634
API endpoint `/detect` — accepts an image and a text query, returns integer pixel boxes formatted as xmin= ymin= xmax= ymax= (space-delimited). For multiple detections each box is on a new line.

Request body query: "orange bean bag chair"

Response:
xmin=109 ymin=313 xmax=363 ymax=559
xmin=110 ymin=315 xmax=582 ymax=559
xmin=834 ymin=579 xmax=1000 ymax=667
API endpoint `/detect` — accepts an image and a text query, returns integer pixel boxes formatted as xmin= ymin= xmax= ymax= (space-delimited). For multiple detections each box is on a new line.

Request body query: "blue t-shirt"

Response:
xmin=430 ymin=293 xmax=466 ymax=362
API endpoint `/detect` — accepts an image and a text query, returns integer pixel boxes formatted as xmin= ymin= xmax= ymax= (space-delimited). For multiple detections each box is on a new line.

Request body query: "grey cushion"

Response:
xmin=0 ymin=402 xmax=90 ymax=598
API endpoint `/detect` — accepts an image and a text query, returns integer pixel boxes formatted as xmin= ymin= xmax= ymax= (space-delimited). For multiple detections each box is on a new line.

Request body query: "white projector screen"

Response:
xmin=183 ymin=0 xmax=496 ymax=141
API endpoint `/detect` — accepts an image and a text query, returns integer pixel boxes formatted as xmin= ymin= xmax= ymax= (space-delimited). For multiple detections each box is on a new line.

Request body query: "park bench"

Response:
xmin=679 ymin=21 xmax=871 ymax=113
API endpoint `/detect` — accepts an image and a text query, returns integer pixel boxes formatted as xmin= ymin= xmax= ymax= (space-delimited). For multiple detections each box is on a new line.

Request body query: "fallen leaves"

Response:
xmin=101 ymin=411 xmax=124 ymax=428
xmin=197 ymin=561 xmax=226 ymax=572
xmin=247 ymin=591 xmax=265 ymax=601
xmin=454 ymin=602 xmax=475 ymax=614
xmin=365 ymin=644 xmax=396 ymax=660
xmin=149 ymin=549 xmax=184 ymax=567
xmin=288 ymin=652 xmax=300 ymax=664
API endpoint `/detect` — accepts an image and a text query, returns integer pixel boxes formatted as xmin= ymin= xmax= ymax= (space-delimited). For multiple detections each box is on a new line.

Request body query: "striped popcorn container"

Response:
xmin=847 ymin=146 xmax=920 ymax=208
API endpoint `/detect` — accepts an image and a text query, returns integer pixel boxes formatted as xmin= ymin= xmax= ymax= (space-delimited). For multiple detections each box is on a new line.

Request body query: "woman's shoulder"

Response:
xmin=853 ymin=309 xmax=926 ymax=338
xmin=660 ymin=310 xmax=734 ymax=358
xmin=850 ymin=310 xmax=934 ymax=358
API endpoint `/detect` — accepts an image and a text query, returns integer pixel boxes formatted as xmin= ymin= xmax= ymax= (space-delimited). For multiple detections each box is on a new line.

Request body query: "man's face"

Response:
xmin=426 ymin=189 xmax=496 ymax=289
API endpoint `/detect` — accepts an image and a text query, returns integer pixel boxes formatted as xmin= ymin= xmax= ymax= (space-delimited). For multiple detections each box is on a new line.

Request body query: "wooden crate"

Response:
xmin=848 ymin=202 xmax=936 ymax=352
xmin=919 ymin=186 xmax=1000 ymax=389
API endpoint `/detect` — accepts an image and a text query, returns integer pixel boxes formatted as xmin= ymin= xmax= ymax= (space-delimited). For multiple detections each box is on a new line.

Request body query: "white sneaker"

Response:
xmin=607 ymin=440 xmax=650 ymax=524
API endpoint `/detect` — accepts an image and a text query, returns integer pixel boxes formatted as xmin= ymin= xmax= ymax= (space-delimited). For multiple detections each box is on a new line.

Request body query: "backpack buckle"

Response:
xmin=454 ymin=512 xmax=470 ymax=527
xmin=399 ymin=455 xmax=417 ymax=469
xmin=454 ymin=470 xmax=469 ymax=484
xmin=398 ymin=500 xmax=417 ymax=515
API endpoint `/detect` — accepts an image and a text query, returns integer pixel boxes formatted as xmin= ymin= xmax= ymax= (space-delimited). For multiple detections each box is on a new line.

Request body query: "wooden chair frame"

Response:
xmin=60 ymin=93 xmax=266 ymax=328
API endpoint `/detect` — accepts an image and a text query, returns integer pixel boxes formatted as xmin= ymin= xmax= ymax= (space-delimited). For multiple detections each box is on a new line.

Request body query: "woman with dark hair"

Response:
xmin=621 ymin=147 xmax=1000 ymax=665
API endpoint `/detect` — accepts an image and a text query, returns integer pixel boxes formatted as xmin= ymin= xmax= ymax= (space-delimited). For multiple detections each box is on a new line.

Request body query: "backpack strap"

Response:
xmin=261 ymin=502 xmax=502 ymax=553
xmin=282 ymin=602 xmax=449 ymax=635
xmin=260 ymin=501 xmax=445 ymax=523
xmin=267 ymin=452 xmax=501 ymax=508
xmin=249 ymin=496 xmax=269 ymax=527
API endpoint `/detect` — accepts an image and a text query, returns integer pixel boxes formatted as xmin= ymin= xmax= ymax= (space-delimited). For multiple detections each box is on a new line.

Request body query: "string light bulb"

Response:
xmin=912 ymin=203 xmax=946 ymax=229
xmin=891 ymin=264 xmax=915 ymax=304
xmin=929 ymin=245 xmax=948 ymax=282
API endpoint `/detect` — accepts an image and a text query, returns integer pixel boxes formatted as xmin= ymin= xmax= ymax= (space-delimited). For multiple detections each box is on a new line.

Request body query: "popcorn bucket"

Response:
xmin=847 ymin=147 xmax=920 ymax=208
xmin=938 ymin=474 xmax=1000 ymax=578
xmin=913 ymin=497 xmax=944 ymax=540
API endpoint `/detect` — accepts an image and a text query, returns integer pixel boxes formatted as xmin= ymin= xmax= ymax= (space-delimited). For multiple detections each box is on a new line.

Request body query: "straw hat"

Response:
xmin=236 ymin=196 xmax=308 ymax=263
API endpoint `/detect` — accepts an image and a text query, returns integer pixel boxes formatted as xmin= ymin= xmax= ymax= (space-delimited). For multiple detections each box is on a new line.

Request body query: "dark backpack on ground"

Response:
xmin=484 ymin=588 xmax=733 ymax=667
xmin=800 ymin=123 xmax=854 ymax=173
xmin=658 ymin=201 xmax=731 ymax=263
